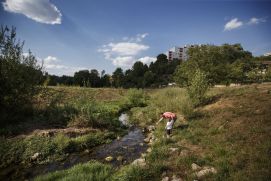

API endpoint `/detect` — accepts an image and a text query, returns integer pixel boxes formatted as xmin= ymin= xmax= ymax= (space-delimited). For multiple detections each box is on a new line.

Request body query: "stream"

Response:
xmin=1 ymin=113 xmax=148 ymax=180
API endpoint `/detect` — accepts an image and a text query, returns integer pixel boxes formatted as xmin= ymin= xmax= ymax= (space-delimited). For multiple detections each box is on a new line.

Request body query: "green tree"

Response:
xmin=0 ymin=26 xmax=43 ymax=126
xmin=174 ymin=44 xmax=253 ymax=86
xmin=89 ymin=69 xmax=100 ymax=87
xmin=112 ymin=67 xmax=124 ymax=88
xmin=187 ymin=69 xmax=210 ymax=106
xmin=101 ymin=74 xmax=111 ymax=87
xmin=74 ymin=70 xmax=90 ymax=87
xmin=143 ymin=71 xmax=155 ymax=87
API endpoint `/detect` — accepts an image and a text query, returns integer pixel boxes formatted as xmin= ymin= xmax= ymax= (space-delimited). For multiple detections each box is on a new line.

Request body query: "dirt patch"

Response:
xmin=201 ymin=98 xmax=234 ymax=112
xmin=11 ymin=127 xmax=97 ymax=140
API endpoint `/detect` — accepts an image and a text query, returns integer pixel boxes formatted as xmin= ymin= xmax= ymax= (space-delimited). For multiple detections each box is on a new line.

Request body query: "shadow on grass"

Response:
xmin=0 ymin=104 xmax=78 ymax=137
xmin=198 ymin=94 xmax=223 ymax=107
xmin=175 ymin=124 xmax=189 ymax=130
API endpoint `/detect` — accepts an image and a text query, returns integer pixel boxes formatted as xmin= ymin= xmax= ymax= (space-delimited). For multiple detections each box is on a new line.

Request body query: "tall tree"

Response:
xmin=0 ymin=26 xmax=43 ymax=125
xmin=89 ymin=69 xmax=100 ymax=87
xmin=112 ymin=67 xmax=124 ymax=88
xmin=174 ymin=44 xmax=253 ymax=86
xmin=74 ymin=70 xmax=90 ymax=87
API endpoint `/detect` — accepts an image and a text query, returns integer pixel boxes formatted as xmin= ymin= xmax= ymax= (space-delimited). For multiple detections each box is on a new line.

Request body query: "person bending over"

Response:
xmin=157 ymin=112 xmax=177 ymax=138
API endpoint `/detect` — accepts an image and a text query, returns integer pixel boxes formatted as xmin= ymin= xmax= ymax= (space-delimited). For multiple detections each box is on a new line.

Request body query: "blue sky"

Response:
xmin=1 ymin=0 xmax=271 ymax=76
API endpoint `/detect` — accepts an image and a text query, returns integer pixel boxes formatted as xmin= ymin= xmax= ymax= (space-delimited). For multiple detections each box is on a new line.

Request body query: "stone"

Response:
xmin=161 ymin=171 xmax=167 ymax=177
xmin=172 ymin=175 xmax=183 ymax=181
xmin=31 ymin=152 xmax=41 ymax=161
xmin=147 ymin=148 xmax=152 ymax=153
xmin=191 ymin=163 xmax=202 ymax=171
xmin=179 ymin=150 xmax=189 ymax=157
xmin=169 ymin=147 xmax=179 ymax=153
xmin=144 ymin=137 xmax=151 ymax=143
xmin=141 ymin=153 xmax=147 ymax=158
xmin=195 ymin=166 xmax=217 ymax=179
xmin=132 ymin=158 xmax=146 ymax=167
xmin=117 ymin=136 xmax=121 ymax=140
xmin=147 ymin=125 xmax=155 ymax=132
xmin=255 ymin=109 xmax=262 ymax=114
xmin=105 ymin=156 xmax=113 ymax=162
xmin=117 ymin=156 xmax=123 ymax=162
xmin=140 ymin=143 xmax=144 ymax=146
xmin=161 ymin=177 xmax=169 ymax=181
xmin=84 ymin=149 xmax=90 ymax=153
xmin=142 ymin=127 xmax=147 ymax=133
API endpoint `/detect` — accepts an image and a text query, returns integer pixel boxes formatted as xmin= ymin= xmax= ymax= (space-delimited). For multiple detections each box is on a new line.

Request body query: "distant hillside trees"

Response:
xmin=42 ymin=54 xmax=179 ymax=88
xmin=43 ymin=45 xmax=270 ymax=88
xmin=174 ymin=44 xmax=270 ymax=86
xmin=0 ymin=26 xmax=43 ymax=126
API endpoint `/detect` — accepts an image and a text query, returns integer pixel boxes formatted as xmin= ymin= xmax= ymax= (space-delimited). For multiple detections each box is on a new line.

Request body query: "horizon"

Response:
xmin=1 ymin=0 xmax=271 ymax=76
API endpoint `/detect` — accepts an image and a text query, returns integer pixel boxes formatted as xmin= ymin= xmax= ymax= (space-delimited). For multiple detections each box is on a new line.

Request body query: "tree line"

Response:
xmin=44 ymin=54 xmax=180 ymax=88
xmin=45 ymin=44 xmax=271 ymax=88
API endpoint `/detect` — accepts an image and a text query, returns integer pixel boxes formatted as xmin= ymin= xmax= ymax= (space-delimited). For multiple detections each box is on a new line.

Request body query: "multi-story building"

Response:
xmin=167 ymin=45 xmax=196 ymax=61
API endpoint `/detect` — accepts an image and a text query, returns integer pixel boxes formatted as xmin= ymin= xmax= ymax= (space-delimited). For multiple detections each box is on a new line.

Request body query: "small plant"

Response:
xmin=53 ymin=133 xmax=70 ymax=153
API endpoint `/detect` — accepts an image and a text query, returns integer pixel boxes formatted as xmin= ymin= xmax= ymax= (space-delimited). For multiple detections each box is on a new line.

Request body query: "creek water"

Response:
xmin=1 ymin=114 xmax=148 ymax=180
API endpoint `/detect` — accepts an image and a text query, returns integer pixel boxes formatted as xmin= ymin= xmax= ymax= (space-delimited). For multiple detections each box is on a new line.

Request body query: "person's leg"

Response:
xmin=166 ymin=129 xmax=171 ymax=138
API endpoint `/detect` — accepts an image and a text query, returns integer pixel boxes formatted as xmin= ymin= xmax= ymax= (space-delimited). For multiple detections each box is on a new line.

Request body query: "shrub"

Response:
xmin=121 ymin=89 xmax=148 ymax=110
xmin=187 ymin=69 xmax=210 ymax=106
xmin=0 ymin=26 xmax=43 ymax=126
xmin=68 ymin=99 xmax=121 ymax=129
xmin=179 ymin=97 xmax=195 ymax=119
xmin=53 ymin=133 xmax=70 ymax=153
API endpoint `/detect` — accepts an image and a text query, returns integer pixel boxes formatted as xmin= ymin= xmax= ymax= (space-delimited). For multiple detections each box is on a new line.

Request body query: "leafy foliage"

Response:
xmin=174 ymin=44 xmax=258 ymax=86
xmin=187 ymin=69 xmax=210 ymax=106
xmin=0 ymin=26 xmax=43 ymax=126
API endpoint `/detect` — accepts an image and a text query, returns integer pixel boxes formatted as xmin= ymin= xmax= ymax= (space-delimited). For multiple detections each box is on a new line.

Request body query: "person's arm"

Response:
xmin=156 ymin=117 xmax=163 ymax=125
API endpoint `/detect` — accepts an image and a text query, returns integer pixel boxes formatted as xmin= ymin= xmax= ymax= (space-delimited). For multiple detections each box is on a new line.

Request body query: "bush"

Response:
xmin=187 ymin=69 xmax=210 ymax=106
xmin=121 ymin=89 xmax=148 ymax=110
xmin=53 ymin=133 xmax=70 ymax=153
xmin=68 ymin=99 xmax=121 ymax=129
xmin=0 ymin=26 xmax=43 ymax=126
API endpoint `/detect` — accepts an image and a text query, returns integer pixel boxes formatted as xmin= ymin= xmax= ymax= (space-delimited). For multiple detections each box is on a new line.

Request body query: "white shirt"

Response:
xmin=165 ymin=119 xmax=174 ymax=130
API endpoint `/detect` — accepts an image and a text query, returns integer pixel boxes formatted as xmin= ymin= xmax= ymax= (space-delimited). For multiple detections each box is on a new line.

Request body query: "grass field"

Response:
xmin=1 ymin=84 xmax=271 ymax=181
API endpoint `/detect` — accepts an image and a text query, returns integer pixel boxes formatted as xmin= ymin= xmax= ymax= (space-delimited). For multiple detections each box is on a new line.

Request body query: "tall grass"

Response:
xmin=35 ymin=161 xmax=113 ymax=181
xmin=129 ymin=87 xmax=194 ymax=126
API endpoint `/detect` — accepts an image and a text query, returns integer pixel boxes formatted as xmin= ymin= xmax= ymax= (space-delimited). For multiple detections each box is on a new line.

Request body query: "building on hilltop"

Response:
xmin=167 ymin=45 xmax=196 ymax=61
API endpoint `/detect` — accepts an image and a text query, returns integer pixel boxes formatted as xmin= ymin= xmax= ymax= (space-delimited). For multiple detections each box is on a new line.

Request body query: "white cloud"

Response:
xmin=44 ymin=55 xmax=60 ymax=64
xmin=99 ymin=33 xmax=151 ymax=68
xmin=224 ymin=18 xmax=243 ymax=31
xmin=138 ymin=56 xmax=156 ymax=65
xmin=112 ymin=56 xmax=135 ymax=68
xmin=135 ymin=33 xmax=149 ymax=42
xmin=42 ymin=56 xmax=87 ymax=76
xmin=2 ymin=0 xmax=62 ymax=24
xmin=121 ymin=33 xmax=149 ymax=42
xmin=264 ymin=52 xmax=271 ymax=56
xmin=108 ymin=42 xmax=149 ymax=56
xmin=248 ymin=17 xmax=266 ymax=25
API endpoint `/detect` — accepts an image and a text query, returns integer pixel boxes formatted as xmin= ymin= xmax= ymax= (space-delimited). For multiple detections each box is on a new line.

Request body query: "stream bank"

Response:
xmin=0 ymin=114 xmax=149 ymax=180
